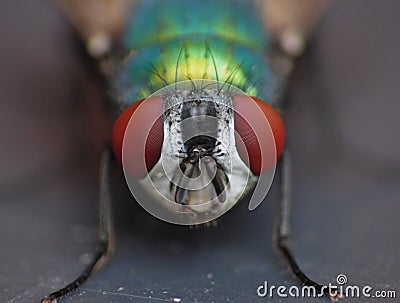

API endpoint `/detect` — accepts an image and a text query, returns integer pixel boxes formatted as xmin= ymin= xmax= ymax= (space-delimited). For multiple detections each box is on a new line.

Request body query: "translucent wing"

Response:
xmin=258 ymin=0 xmax=334 ymax=34
xmin=256 ymin=0 xmax=335 ymax=56
xmin=56 ymin=0 xmax=135 ymax=57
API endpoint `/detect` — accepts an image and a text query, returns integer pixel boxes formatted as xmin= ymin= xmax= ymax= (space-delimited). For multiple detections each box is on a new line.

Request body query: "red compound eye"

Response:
xmin=111 ymin=96 xmax=164 ymax=177
xmin=233 ymin=95 xmax=285 ymax=175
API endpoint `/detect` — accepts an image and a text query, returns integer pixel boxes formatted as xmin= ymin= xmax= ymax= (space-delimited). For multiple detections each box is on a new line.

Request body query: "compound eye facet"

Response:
xmin=111 ymin=96 xmax=164 ymax=177
xmin=233 ymin=95 xmax=285 ymax=175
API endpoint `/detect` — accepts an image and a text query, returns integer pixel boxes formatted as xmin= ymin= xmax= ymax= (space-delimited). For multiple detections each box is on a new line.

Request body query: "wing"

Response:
xmin=259 ymin=0 xmax=334 ymax=34
xmin=256 ymin=0 xmax=335 ymax=56
xmin=56 ymin=0 xmax=135 ymax=57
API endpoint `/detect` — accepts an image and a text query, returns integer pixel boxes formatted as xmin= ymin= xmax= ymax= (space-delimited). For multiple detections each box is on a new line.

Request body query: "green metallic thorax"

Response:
xmin=114 ymin=0 xmax=277 ymax=108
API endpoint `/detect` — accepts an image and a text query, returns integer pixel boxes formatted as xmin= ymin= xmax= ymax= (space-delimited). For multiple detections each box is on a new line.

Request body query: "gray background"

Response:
xmin=0 ymin=0 xmax=399 ymax=302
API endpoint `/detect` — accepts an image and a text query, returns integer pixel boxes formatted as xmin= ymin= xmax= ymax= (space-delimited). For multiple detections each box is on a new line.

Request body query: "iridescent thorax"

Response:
xmin=114 ymin=0 xmax=279 ymax=107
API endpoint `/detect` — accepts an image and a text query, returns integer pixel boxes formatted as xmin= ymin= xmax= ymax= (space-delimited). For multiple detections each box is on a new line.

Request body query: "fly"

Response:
xmin=41 ymin=0 xmax=337 ymax=302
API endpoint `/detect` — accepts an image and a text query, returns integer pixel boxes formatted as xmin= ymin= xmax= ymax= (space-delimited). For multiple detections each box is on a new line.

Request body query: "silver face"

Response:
xmin=121 ymin=80 xmax=277 ymax=225
xmin=139 ymin=81 xmax=257 ymax=223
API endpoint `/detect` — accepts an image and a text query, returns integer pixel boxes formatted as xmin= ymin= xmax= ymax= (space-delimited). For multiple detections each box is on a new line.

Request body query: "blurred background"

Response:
xmin=0 ymin=0 xmax=399 ymax=302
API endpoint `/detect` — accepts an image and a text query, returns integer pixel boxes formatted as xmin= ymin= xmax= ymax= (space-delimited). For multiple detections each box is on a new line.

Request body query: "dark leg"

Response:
xmin=41 ymin=148 xmax=114 ymax=303
xmin=274 ymin=151 xmax=341 ymax=301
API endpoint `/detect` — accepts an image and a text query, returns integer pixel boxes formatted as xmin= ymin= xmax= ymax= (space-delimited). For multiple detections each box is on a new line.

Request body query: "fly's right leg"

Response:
xmin=41 ymin=147 xmax=114 ymax=303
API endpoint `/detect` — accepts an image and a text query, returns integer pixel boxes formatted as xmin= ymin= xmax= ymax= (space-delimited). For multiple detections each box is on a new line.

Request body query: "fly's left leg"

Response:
xmin=274 ymin=151 xmax=342 ymax=301
xmin=41 ymin=147 xmax=114 ymax=303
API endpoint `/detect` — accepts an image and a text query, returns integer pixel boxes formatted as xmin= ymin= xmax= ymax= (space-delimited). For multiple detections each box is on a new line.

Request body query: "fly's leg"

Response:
xmin=274 ymin=151 xmax=342 ymax=301
xmin=41 ymin=147 xmax=114 ymax=303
